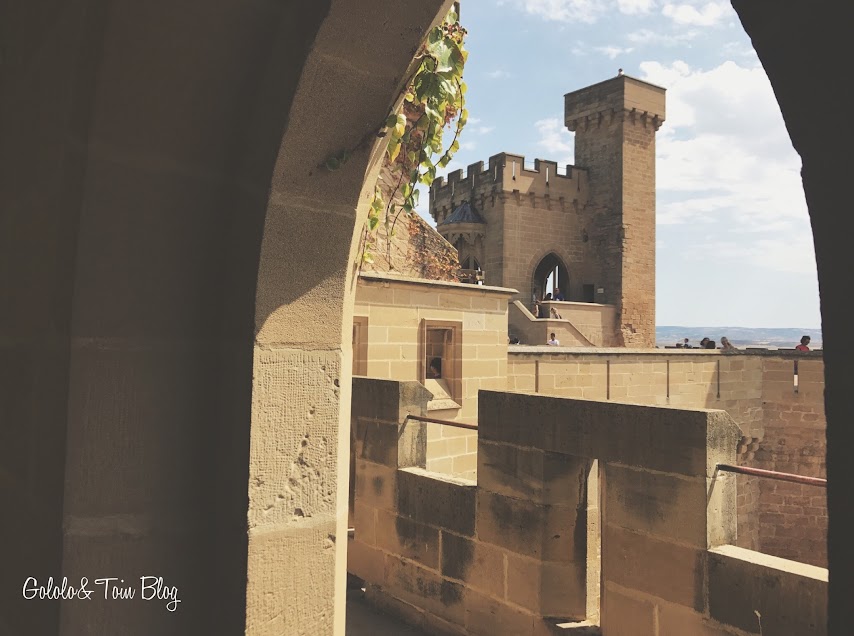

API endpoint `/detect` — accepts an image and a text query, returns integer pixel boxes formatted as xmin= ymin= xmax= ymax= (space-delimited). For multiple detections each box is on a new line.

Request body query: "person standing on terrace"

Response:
xmin=795 ymin=335 xmax=811 ymax=351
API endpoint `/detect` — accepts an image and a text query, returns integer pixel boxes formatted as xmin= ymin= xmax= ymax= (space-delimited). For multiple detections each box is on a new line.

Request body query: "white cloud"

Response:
xmin=534 ymin=118 xmax=574 ymax=165
xmin=662 ymin=1 xmax=731 ymax=27
xmin=641 ymin=59 xmax=811 ymax=275
xmin=499 ymin=0 xmax=609 ymax=24
xmin=618 ymin=0 xmax=656 ymax=14
xmin=684 ymin=233 xmax=817 ymax=275
xmin=486 ymin=69 xmax=512 ymax=79
xmin=471 ymin=125 xmax=495 ymax=135
xmin=627 ymin=28 xmax=700 ymax=46
xmin=595 ymin=45 xmax=635 ymax=59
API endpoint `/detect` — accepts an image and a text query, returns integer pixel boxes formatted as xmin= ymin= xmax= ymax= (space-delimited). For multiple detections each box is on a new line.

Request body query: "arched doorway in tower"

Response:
xmin=532 ymin=252 xmax=569 ymax=301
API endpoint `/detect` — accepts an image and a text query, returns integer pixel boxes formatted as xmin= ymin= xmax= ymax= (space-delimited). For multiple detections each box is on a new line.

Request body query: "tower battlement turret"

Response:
xmin=429 ymin=152 xmax=588 ymax=225
xmin=565 ymin=74 xmax=665 ymax=132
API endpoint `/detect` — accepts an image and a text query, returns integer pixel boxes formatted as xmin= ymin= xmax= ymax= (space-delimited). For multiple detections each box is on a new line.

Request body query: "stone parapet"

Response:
xmin=349 ymin=380 xmax=827 ymax=635
xmin=430 ymin=153 xmax=588 ymax=225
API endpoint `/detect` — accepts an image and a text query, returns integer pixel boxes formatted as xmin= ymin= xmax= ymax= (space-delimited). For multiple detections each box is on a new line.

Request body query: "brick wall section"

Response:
xmin=507 ymin=349 xmax=826 ymax=563
xmin=350 ymin=382 xmax=827 ymax=635
xmin=354 ymin=273 xmax=514 ymax=479
xmin=755 ymin=358 xmax=827 ymax=567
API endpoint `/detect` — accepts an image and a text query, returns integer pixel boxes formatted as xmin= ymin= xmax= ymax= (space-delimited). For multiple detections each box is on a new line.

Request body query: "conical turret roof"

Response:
xmin=439 ymin=200 xmax=485 ymax=226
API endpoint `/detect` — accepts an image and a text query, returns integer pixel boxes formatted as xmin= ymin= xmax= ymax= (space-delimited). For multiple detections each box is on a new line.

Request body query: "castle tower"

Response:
xmin=429 ymin=74 xmax=665 ymax=348
xmin=431 ymin=155 xmax=588 ymax=302
xmin=565 ymin=75 xmax=666 ymax=347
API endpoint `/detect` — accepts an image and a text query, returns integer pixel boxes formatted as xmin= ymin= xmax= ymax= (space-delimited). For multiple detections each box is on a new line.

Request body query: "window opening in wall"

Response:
xmin=422 ymin=322 xmax=462 ymax=411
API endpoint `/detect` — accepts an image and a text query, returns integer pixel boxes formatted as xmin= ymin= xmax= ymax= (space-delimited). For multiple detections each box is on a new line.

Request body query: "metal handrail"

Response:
xmin=403 ymin=414 xmax=478 ymax=431
xmin=717 ymin=463 xmax=826 ymax=488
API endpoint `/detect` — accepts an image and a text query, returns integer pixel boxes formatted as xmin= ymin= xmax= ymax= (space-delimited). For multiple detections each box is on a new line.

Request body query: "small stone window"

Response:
xmin=421 ymin=321 xmax=462 ymax=411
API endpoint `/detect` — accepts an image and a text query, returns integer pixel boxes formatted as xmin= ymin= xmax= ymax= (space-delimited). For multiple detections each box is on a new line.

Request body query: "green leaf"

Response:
xmin=394 ymin=113 xmax=407 ymax=139
xmin=424 ymin=103 xmax=442 ymax=123
xmin=415 ymin=74 xmax=440 ymax=102
xmin=388 ymin=140 xmax=401 ymax=163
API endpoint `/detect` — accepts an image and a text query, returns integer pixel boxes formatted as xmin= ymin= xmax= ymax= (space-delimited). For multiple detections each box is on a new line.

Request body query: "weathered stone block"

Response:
xmin=398 ymin=468 xmax=476 ymax=536
xmin=375 ymin=509 xmax=440 ymax=570
xmin=354 ymin=459 xmax=396 ymax=511
xmin=602 ymin=524 xmax=705 ymax=611
xmin=348 ymin=540 xmax=384 ymax=585
xmin=477 ymin=490 xmax=582 ymax=563
xmin=507 ymin=552 xmax=587 ymax=619
xmin=441 ymin=532 xmax=505 ymax=599
xmin=465 ymin=589 xmax=535 ymax=636
xmin=708 ymin=545 xmax=827 ymax=635
xmin=353 ymin=501 xmax=376 ymax=546
xmin=352 ymin=377 xmax=431 ymax=428
xmin=657 ymin=601 xmax=738 ymax=636
xmin=384 ymin=554 xmax=466 ymax=625
xmin=478 ymin=440 xmax=590 ymax=505
xmin=355 ymin=419 xmax=404 ymax=467
xmin=478 ymin=392 xmax=740 ymax=478
xmin=600 ymin=584 xmax=655 ymax=636
xmin=604 ymin=463 xmax=708 ymax=547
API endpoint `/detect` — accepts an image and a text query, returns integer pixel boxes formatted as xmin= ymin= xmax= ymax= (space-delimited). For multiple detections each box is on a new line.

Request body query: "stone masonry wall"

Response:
xmin=430 ymin=153 xmax=589 ymax=302
xmin=349 ymin=381 xmax=827 ymax=636
xmin=755 ymin=358 xmax=827 ymax=567
xmin=507 ymin=349 xmax=826 ymax=564
xmin=354 ymin=273 xmax=514 ymax=479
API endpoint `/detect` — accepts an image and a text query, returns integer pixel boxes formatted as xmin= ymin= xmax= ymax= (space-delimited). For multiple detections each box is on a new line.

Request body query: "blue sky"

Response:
xmin=416 ymin=0 xmax=821 ymax=329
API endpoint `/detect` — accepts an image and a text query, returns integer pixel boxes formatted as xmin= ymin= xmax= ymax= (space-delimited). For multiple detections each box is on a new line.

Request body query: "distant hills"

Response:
xmin=656 ymin=326 xmax=823 ymax=349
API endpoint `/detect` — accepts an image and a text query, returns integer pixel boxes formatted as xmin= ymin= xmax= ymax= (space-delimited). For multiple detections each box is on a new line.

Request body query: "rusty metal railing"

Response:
xmin=716 ymin=463 xmax=826 ymax=488
xmin=403 ymin=414 xmax=478 ymax=431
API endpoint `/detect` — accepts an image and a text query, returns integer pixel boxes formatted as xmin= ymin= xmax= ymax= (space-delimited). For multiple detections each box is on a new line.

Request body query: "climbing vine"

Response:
xmin=327 ymin=9 xmax=468 ymax=265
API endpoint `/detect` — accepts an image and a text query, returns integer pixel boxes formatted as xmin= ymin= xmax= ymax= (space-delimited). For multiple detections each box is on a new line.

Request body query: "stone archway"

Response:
xmin=731 ymin=2 xmax=853 ymax=631
xmin=531 ymin=251 xmax=570 ymax=301
xmin=2 ymin=2 xmax=852 ymax=635
xmin=0 ymin=1 xmax=451 ymax=635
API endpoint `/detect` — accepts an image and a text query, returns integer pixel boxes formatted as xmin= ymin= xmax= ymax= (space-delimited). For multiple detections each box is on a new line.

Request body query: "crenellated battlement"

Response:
xmin=429 ymin=152 xmax=588 ymax=222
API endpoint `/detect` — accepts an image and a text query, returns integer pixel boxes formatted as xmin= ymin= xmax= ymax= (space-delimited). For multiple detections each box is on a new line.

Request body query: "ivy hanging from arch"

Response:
xmin=326 ymin=8 xmax=469 ymax=265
